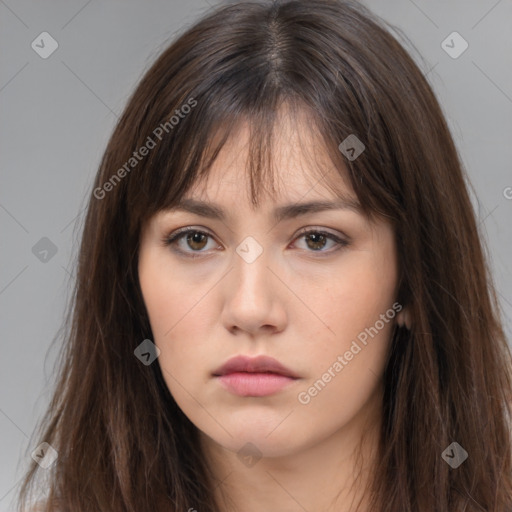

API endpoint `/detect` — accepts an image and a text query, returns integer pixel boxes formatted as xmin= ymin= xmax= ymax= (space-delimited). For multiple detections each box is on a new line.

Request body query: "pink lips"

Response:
xmin=212 ymin=355 xmax=300 ymax=397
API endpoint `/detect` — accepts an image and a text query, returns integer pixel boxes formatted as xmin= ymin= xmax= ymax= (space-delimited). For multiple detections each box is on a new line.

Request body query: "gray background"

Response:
xmin=1 ymin=0 xmax=511 ymax=509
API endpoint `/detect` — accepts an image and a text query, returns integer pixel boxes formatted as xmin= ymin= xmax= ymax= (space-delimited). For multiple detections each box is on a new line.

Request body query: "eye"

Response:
xmin=292 ymin=228 xmax=349 ymax=255
xmin=162 ymin=227 xmax=349 ymax=258
xmin=163 ymin=227 xmax=219 ymax=258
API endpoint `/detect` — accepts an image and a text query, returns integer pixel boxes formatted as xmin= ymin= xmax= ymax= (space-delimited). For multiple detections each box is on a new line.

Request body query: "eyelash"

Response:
xmin=162 ymin=227 xmax=349 ymax=259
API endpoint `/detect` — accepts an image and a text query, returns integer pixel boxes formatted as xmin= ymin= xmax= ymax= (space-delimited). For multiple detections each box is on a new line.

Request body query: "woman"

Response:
xmin=18 ymin=0 xmax=512 ymax=511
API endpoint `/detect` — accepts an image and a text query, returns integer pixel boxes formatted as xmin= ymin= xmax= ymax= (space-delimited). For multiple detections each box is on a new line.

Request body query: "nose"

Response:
xmin=220 ymin=246 xmax=288 ymax=336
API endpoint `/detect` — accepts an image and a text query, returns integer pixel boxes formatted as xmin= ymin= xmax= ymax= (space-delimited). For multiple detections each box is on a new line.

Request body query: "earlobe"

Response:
xmin=396 ymin=308 xmax=412 ymax=329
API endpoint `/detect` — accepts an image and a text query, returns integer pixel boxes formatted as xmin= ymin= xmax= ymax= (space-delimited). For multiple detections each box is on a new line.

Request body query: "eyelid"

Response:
xmin=164 ymin=225 xmax=213 ymax=241
xmin=294 ymin=226 xmax=349 ymax=243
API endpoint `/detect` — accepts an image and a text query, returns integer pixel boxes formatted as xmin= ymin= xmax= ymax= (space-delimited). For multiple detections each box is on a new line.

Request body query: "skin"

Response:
xmin=138 ymin=109 xmax=408 ymax=512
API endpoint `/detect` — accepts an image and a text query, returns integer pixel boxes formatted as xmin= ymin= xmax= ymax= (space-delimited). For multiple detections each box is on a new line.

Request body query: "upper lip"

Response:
xmin=213 ymin=355 xmax=299 ymax=378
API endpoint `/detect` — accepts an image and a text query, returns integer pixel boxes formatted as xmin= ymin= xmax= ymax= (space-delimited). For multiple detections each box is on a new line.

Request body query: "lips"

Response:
xmin=212 ymin=354 xmax=299 ymax=379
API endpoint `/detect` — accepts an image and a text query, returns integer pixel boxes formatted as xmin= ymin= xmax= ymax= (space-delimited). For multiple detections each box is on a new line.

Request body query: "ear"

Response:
xmin=396 ymin=306 xmax=412 ymax=330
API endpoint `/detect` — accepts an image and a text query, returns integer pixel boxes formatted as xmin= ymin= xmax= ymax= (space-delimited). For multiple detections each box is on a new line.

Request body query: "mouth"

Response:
xmin=212 ymin=355 xmax=300 ymax=397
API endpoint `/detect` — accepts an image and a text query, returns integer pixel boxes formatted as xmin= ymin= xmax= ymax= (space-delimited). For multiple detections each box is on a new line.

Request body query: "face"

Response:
xmin=138 ymin=111 xmax=401 ymax=460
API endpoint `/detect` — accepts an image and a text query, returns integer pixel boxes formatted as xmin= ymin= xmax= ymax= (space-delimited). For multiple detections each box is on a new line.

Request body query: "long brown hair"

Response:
xmin=17 ymin=1 xmax=512 ymax=511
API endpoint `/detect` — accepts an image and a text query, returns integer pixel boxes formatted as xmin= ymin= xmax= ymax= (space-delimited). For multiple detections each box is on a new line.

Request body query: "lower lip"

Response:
xmin=216 ymin=372 xmax=298 ymax=397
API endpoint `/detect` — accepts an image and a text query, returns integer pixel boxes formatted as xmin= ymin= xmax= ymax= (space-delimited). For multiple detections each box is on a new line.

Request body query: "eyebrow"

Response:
xmin=169 ymin=197 xmax=362 ymax=223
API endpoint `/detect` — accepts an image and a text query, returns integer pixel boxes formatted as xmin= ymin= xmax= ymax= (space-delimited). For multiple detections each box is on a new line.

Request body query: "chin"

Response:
xmin=205 ymin=423 xmax=308 ymax=459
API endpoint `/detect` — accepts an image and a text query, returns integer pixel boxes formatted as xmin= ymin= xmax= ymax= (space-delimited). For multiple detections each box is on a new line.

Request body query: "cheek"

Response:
xmin=139 ymin=247 xmax=209 ymax=339
xmin=295 ymin=286 xmax=395 ymax=434
xmin=308 ymin=251 xmax=398 ymax=341
xmin=295 ymin=245 xmax=397 ymax=401
xmin=141 ymin=283 xmax=206 ymax=368
xmin=139 ymin=251 xmax=195 ymax=369
xmin=138 ymin=262 xmax=222 ymax=407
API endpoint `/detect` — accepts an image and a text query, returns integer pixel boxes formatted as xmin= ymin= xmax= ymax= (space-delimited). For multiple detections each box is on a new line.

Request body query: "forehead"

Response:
xmin=187 ymin=106 xmax=354 ymax=207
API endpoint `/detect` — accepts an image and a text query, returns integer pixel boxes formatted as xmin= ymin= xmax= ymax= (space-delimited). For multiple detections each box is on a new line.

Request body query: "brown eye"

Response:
xmin=186 ymin=232 xmax=208 ymax=251
xmin=163 ymin=228 xmax=218 ymax=257
xmin=163 ymin=227 xmax=349 ymax=259
xmin=304 ymin=232 xmax=328 ymax=251
xmin=293 ymin=229 xmax=349 ymax=254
